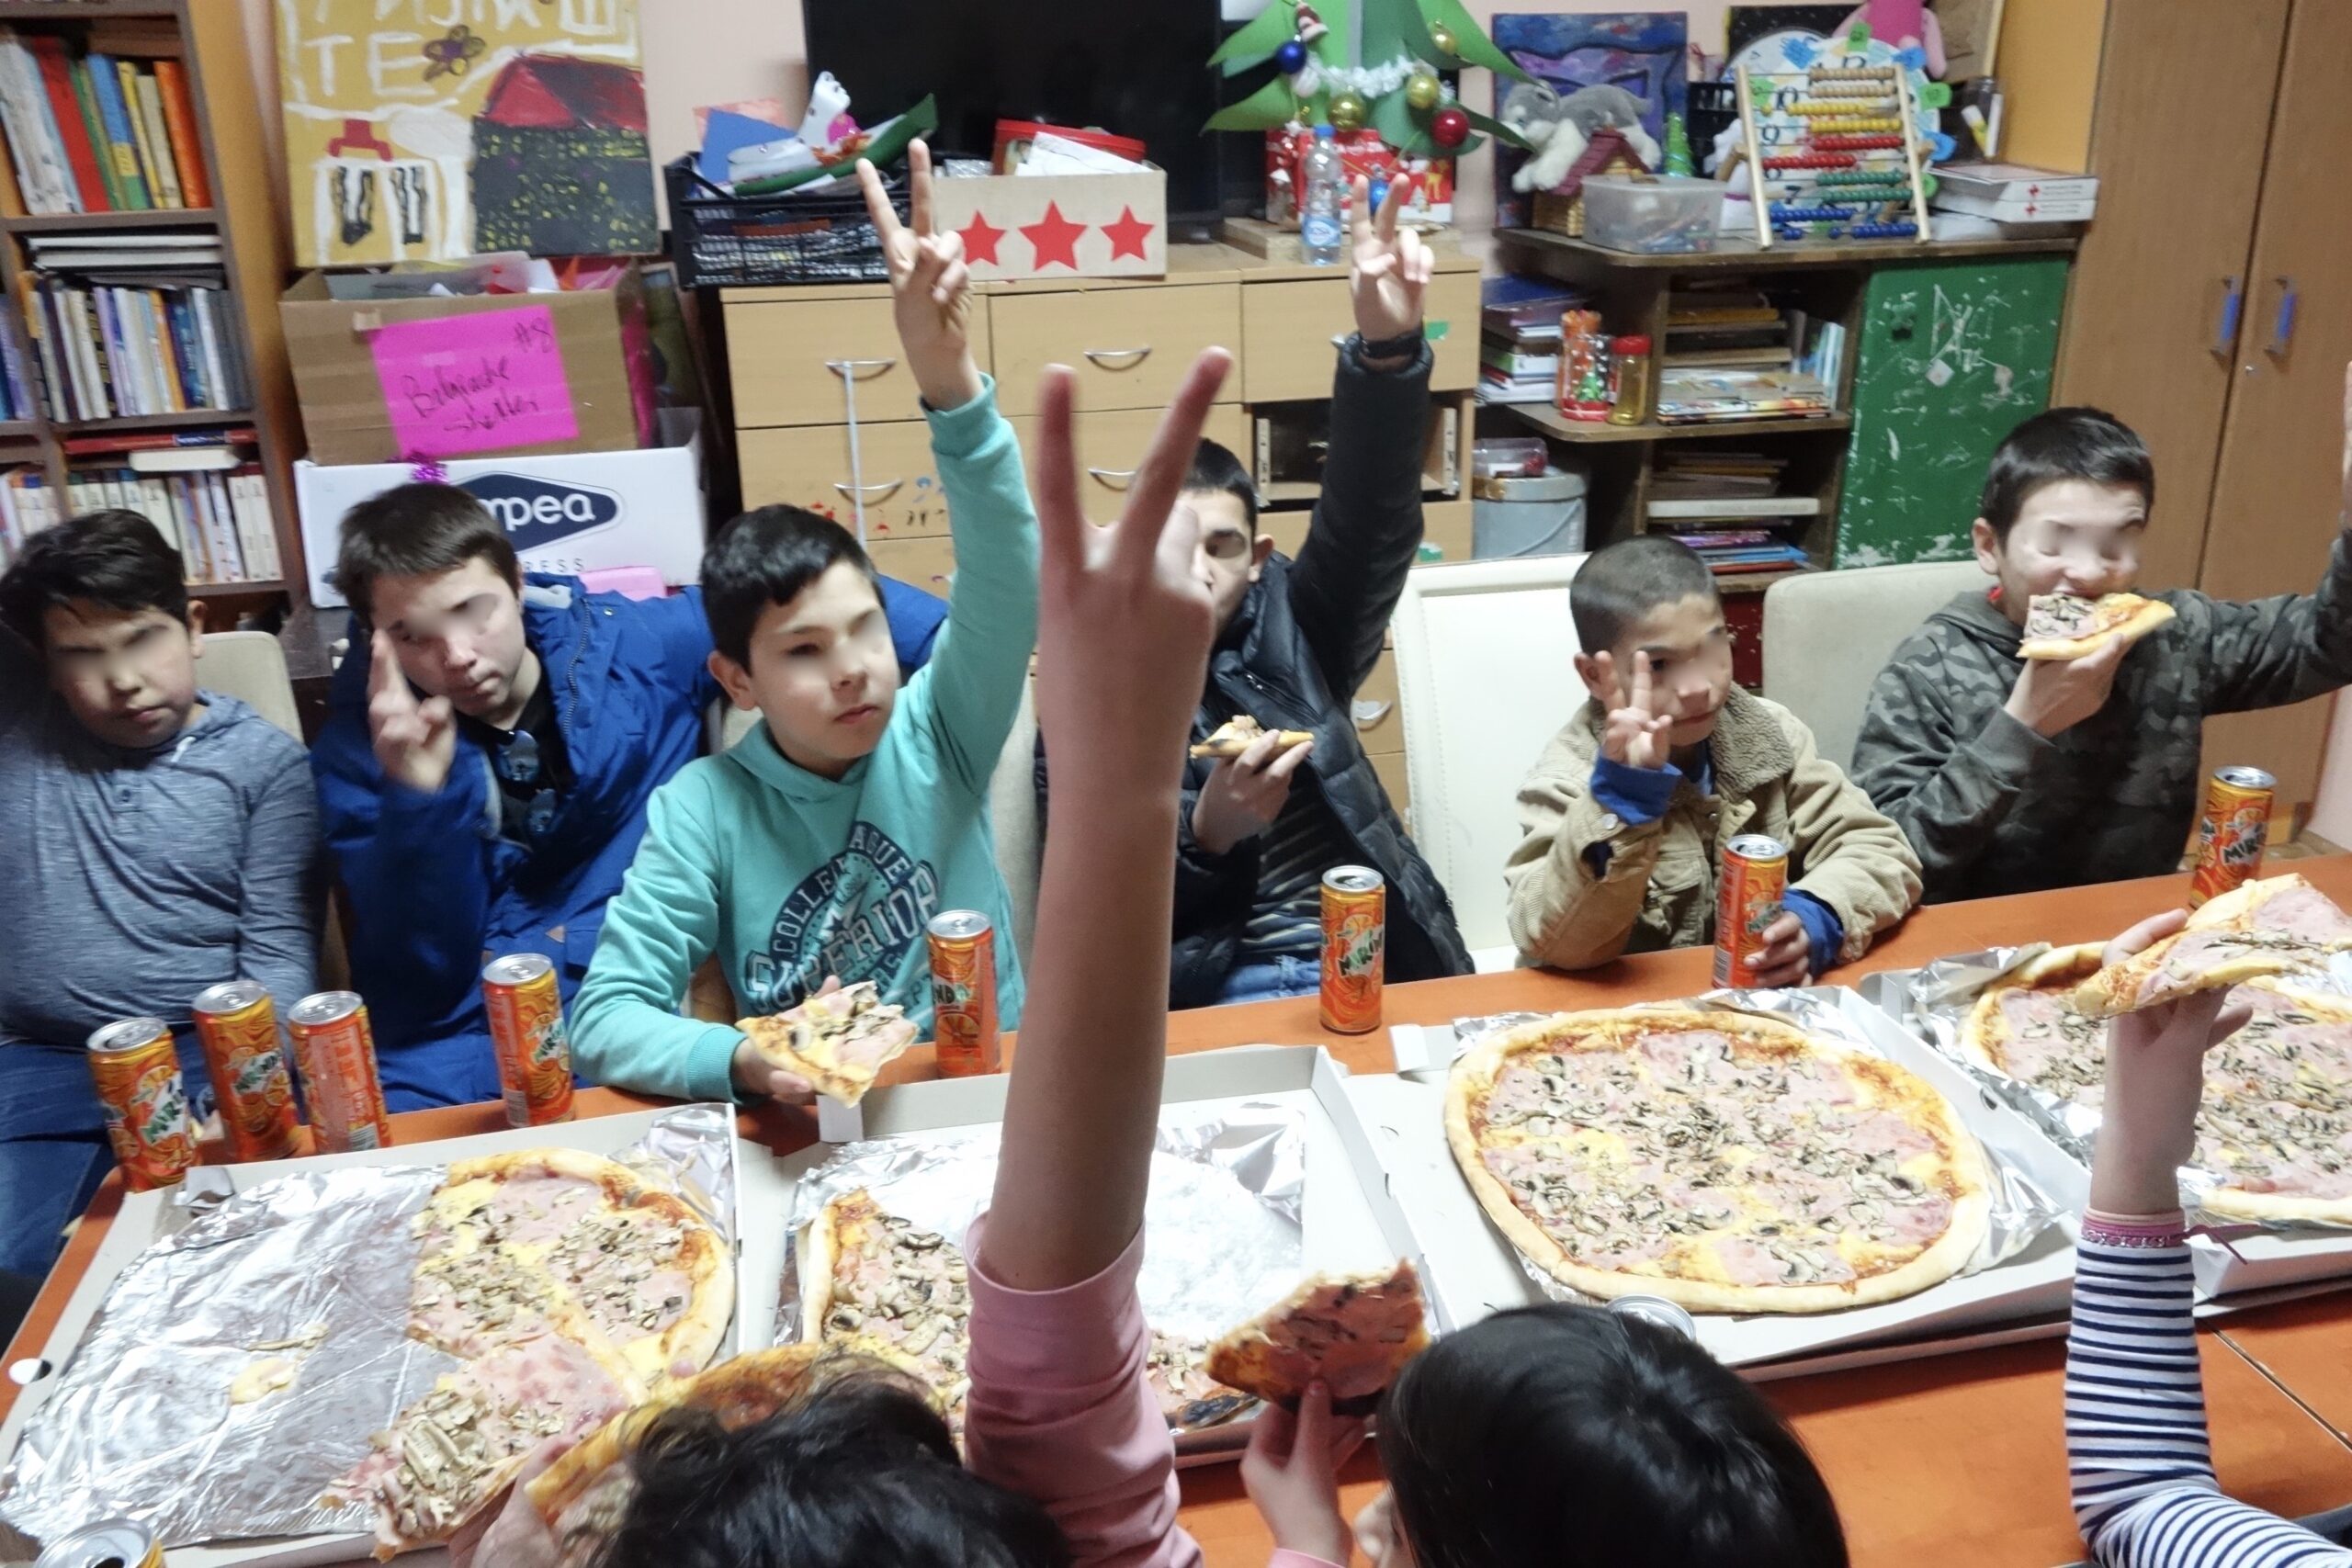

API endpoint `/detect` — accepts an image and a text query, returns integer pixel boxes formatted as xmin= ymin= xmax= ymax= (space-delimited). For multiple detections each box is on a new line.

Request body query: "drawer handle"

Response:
xmin=825 ymin=357 xmax=898 ymax=379
xmin=1086 ymin=465 xmax=1140 ymax=487
xmin=1081 ymin=346 xmax=1152 ymax=369
xmin=2213 ymin=277 xmax=2242 ymax=360
xmin=2267 ymin=276 xmax=2299 ymax=357
xmin=832 ymin=479 xmax=905 ymax=502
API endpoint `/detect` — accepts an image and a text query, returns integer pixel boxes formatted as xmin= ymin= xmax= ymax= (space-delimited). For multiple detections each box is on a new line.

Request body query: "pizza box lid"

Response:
xmin=0 ymin=1105 xmax=785 ymax=1568
xmin=1351 ymin=988 xmax=2090 ymax=1379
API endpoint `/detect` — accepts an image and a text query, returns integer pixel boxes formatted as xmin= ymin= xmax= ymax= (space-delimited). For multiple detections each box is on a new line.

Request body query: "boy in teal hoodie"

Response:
xmin=571 ymin=144 xmax=1033 ymax=1103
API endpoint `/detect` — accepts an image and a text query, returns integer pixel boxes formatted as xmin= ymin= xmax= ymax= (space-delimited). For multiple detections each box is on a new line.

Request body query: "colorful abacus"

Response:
xmin=1730 ymin=57 xmax=1933 ymax=250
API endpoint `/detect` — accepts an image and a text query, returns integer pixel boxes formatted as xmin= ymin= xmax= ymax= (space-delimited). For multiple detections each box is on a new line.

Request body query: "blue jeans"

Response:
xmin=1215 ymin=954 xmax=1321 ymax=1006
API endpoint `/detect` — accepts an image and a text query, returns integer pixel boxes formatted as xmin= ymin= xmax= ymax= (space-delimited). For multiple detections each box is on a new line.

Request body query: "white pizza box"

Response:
xmin=771 ymin=1045 xmax=1431 ymax=1463
xmin=0 ymin=1105 xmax=785 ymax=1568
xmin=1856 ymin=969 xmax=2352 ymax=1303
xmin=1350 ymin=989 xmax=2090 ymax=1379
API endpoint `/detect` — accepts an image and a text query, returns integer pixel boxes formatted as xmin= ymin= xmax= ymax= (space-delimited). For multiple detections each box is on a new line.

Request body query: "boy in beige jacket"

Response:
xmin=1506 ymin=537 xmax=1920 ymax=978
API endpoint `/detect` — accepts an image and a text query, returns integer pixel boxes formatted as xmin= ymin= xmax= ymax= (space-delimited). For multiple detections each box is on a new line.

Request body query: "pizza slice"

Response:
xmin=1204 ymin=1260 xmax=1430 ymax=1416
xmin=2018 ymin=591 xmax=2177 ymax=660
xmin=2070 ymin=874 xmax=2352 ymax=1017
xmin=1190 ymin=714 xmax=1316 ymax=761
xmin=738 ymin=982 xmax=918 ymax=1105
xmin=801 ymin=1190 xmax=972 ymax=1427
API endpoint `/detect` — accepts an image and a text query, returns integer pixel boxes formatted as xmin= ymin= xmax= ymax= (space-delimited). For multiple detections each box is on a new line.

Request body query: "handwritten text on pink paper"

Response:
xmin=373 ymin=306 xmax=580 ymax=459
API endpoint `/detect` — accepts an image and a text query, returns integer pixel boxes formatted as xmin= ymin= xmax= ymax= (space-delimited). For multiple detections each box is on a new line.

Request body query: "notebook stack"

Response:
xmin=1649 ymin=450 xmax=1816 ymax=579
xmin=1657 ymin=288 xmax=1837 ymax=424
xmin=1477 ymin=276 xmax=1585 ymax=406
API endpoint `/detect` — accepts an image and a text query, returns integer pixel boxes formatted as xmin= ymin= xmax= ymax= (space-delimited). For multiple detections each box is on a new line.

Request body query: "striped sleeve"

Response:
xmin=2067 ymin=1237 xmax=2352 ymax=1568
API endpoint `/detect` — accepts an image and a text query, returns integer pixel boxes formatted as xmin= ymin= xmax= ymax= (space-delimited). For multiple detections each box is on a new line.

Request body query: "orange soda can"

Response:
xmin=85 ymin=1018 xmax=198 ymax=1192
xmin=287 ymin=991 xmax=393 ymax=1153
xmin=1713 ymin=834 xmax=1791 ymax=988
xmin=192 ymin=980 xmax=301 ymax=1162
xmin=482 ymin=953 xmax=575 ymax=1127
xmin=36 ymin=1519 xmax=164 ymax=1568
xmin=929 ymin=910 xmax=1001 ymax=1077
xmin=1320 ymin=866 xmax=1386 ymax=1033
xmin=2188 ymin=765 xmax=2275 ymax=908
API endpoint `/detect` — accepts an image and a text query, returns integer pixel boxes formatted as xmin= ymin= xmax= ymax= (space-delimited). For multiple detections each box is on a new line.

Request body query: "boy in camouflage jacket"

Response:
xmin=1851 ymin=382 xmax=2352 ymax=903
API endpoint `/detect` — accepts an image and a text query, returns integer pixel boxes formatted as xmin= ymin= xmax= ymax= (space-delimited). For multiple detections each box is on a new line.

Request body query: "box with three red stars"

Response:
xmin=929 ymin=166 xmax=1168 ymax=281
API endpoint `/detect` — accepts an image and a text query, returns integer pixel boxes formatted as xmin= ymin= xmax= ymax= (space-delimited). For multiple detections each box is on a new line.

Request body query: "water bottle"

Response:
xmin=1300 ymin=124 xmax=1344 ymax=265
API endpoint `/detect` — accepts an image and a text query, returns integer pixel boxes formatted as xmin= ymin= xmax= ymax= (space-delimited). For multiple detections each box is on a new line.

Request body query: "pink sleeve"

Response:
xmin=965 ymin=1213 xmax=1204 ymax=1568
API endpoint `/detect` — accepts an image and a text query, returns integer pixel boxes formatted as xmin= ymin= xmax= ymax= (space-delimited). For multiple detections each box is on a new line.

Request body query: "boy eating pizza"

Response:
xmin=1506 ymin=536 xmax=1920 ymax=980
xmin=1852 ymin=379 xmax=2352 ymax=903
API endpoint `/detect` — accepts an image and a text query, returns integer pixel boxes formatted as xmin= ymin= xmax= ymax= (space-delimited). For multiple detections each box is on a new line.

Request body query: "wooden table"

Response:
xmin=10 ymin=859 xmax=2352 ymax=1566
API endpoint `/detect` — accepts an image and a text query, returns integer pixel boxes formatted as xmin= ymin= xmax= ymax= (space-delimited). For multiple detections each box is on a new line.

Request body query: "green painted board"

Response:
xmin=1834 ymin=254 xmax=2070 ymax=568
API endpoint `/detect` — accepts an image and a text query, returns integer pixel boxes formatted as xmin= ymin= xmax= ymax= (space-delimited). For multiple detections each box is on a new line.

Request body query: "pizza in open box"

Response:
xmin=738 ymin=982 xmax=918 ymax=1105
xmin=1446 ymin=1008 xmax=1990 ymax=1314
xmin=2018 ymin=592 xmax=2176 ymax=660
xmin=2069 ymin=874 xmax=2352 ymax=1018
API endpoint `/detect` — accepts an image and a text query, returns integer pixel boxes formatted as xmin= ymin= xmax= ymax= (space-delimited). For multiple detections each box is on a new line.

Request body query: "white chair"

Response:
xmin=1761 ymin=559 xmax=1994 ymax=772
xmin=1390 ymin=554 xmax=1591 ymax=967
xmin=199 ymin=629 xmax=302 ymax=739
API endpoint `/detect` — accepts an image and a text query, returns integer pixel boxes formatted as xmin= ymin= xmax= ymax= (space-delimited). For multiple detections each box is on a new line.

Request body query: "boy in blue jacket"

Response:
xmin=311 ymin=501 xmax=944 ymax=1111
xmin=571 ymin=144 xmax=1036 ymax=1105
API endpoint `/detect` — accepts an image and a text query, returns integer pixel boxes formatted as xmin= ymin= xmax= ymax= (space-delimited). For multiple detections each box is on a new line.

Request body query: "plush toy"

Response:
xmin=1499 ymin=81 xmax=1663 ymax=194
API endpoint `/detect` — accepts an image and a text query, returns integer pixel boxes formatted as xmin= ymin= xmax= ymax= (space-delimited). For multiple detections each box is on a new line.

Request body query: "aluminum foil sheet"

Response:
xmin=778 ymin=1105 xmax=1306 ymax=1351
xmin=1882 ymin=949 xmax=2352 ymax=1235
xmin=0 ymin=1104 xmax=741 ymax=1551
xmin=1457 ymin=990 xmax=2069 ymax=1308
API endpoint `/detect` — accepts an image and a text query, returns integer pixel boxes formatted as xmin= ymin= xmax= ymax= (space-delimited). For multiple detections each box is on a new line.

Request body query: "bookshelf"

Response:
xmin=0 ymin=0 xmax=304 ymax=625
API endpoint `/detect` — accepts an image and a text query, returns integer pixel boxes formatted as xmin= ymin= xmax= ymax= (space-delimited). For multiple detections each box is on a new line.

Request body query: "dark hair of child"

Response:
xmin=333 ymin=482 xmax=520 ymax=625
xmin=0 ymin=508 xmax=187 ymax=659
xmin=1568 ymin=536 xmax=1721 ymax=653
xmin=1378 ymin=1303 xmax=1849 ymax=1568
xmin=1182 ymin=439 xmax=1259 ymax=530
xmin=595 ymin=1374 xmax=1069 ymax=1568
xmin=700 ymin=505 xmax=882 ymax=670
xmin=1978 ymin=406 xmax=2154 ymax=542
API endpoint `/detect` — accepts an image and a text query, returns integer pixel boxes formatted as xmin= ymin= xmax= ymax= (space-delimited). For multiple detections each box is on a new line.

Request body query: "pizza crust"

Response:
xmin=1960 ymin=943 xmax=2106 ymax=1076
xmin=1190 ymin=715 xmax=1315 ymax=760
xmin=738 ymin=984 xmax=917 ymax=1106
xmin=1445 ymin=1009 xmax=1992 ymax=1315
xmin=2018 ymin=593 xmax=2177 ymax=660
xmin=1204 ymin=1261 xmax=1429 ymax=1410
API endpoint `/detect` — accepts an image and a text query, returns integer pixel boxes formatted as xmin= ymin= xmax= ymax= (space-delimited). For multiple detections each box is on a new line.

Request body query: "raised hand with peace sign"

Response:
xmin=854 ymin=141 xmax=982 ymax=412
xmin=1349 ymin=174 xmax=1433 ymax=355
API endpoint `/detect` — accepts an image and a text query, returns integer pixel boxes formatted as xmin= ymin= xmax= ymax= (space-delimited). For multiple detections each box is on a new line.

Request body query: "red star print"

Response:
xmin=1102 ymin=205 xmax=1156 ymax=261
xmin=1020 ymin=202 xmax=1088 ymax=270
xmin=956 ymin=211 xmax=1006 ymax=266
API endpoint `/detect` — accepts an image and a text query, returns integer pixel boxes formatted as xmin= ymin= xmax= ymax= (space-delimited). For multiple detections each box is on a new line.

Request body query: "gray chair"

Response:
xmin=1762 ymin=560 xmax=1994 ymax=773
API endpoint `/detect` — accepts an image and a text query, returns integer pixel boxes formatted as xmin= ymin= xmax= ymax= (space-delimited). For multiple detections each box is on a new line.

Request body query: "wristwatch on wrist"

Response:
xmin=1353 ymin=329 xmax=1423 ymax=363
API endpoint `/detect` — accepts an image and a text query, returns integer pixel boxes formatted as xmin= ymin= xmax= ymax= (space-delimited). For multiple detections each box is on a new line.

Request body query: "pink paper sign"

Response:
xmin=371 ymin=305 xmax=580 ymax=459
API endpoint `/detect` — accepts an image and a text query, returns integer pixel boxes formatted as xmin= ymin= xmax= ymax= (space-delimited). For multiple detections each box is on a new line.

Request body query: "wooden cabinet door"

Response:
xmin=2198 ymin=0 xmax=2352 ymax=814
xmin=2051 ymin=0 xmax=2287 ymax=592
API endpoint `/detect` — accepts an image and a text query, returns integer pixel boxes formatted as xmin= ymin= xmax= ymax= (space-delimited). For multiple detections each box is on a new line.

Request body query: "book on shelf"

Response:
xmin=1480 ymin=342 xmax=1559 ymax=378
xmin=1656 ymin=367 xmax=1834 ymax=424
xmin=0 ymin=468 xmax=57 ymax=565
xmin=63 ymin=461 xmax=277 ymax=582
xmin=28 ymin=277 xmax=248 ymax=420
xmin=1648 ymin=495 xmax=1825 ymax=520
xmin=60 ymin=423 xmax=256 ymax=456
xmin=0 ymin=30 xmax=209 ymax=215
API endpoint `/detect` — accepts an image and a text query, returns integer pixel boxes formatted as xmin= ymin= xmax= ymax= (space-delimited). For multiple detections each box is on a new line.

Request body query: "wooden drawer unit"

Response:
xmin=737 ymin=419 xmax=953 ymax=541
xmin=988 ymin=284 xmax=1241 ymax=417
xmin=1371 ymin=750 xmax=1412 ymax=829
xmin=1353 ymin=644 xmax=1403 ymax=754
xmin=1006 ymin=404 xmax=1248 ymax=509
xmin=727 ymin=294 xmax=993 ymax=428
xmin=1421 ymin=499 xmax=1474 ymax=563
xmin=863 ymin=533 xmax=960 ymax=599
xmin=1238 ymin=268 xmax=1480 ymax=402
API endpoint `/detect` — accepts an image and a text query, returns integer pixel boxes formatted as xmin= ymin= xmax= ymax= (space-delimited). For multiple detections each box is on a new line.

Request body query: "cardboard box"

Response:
xmin=281 ymin=265 xmax=659 ymax=466
xmin=296 ymin=410 xmax=705 ymax=609
xmin=1265 ymin=128 xmax=1455 ymax=225
xmin=929 ymin=167 xmax=1167 ymax=281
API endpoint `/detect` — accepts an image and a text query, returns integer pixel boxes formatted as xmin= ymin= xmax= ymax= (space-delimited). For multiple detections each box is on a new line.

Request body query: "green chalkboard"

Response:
xmin=1834 ymin=254 xmax=2070 ymax=567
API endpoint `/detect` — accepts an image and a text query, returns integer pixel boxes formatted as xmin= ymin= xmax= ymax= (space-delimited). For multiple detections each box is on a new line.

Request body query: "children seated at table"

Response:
xmin=569 ymin=143 xmax=1032 ymax=1105
xmin=0 ymin=511 xmax=317 ymax=1275
xmin=1506 ymin=536 xmax=1920 ymax=980
xmin=1851 ymin=388 xmax=2352 ymax=903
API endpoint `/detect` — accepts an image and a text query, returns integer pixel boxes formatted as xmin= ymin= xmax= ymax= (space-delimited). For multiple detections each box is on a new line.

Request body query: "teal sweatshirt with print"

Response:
xmin=571 ymin=378 xmax=1034 ymax=1102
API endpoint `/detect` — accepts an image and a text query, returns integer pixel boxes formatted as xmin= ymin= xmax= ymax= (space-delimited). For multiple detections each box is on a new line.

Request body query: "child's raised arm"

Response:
xmin=857 ymin=142 xmax=981 ymax=412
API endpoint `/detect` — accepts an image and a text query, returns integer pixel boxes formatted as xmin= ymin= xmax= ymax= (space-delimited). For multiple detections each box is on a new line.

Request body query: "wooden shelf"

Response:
xmin=1506 ymin=403 xmax=1852 ymax=443
xmin=5 ymin=209 xmax=219 ymax=232
xmin=51 ymin=409 xmax=255 ymax=433
xmin=0 ymin=420 xmax=40 ymax=440
xmin=187 ymin=579 xmax=285 ymax=599
xmin=0 ymin=2 xmax=184 ymax=16
xmin=1498 ymin=227 xmax=2079 ymax=271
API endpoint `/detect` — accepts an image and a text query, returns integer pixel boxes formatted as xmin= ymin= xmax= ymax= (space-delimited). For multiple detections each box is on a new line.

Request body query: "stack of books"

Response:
xmin=1649 ymin=451 xmax=1815 ymax=578
xmin=1 ymin=430 xmax=278 ymax=582
xmin=1656 ymin=367 xmax=1833 ymax=424
xmin=25 ymin=271 xmax=249 ymax=420
xmin=1657 ymin=288 xmax=1840 ymax=423
xmin=1477 ymin=276 xmax=1584 ymax=406
xmin=0 ymin=333 xmax=32 ymax=423
xmin=0 ymin=25 xmax=212 ymax=215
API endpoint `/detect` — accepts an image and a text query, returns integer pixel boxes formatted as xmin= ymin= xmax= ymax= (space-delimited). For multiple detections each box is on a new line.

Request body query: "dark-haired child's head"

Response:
xmin=1181 ymin=439 xmax=1269 ymax=635
xmin=601 ymin=1373 xmax=1067 ymax=1568
xmin=334 ymin=482 xmax=533 ymax=724
xmin=1973 ymin=407 xmax=2154 ymax=625
xmin=0 ymin=509 xmax=206 ymax=748
xmin=1363 ymin=1304 xmax=1846 ymax=1568
xmin=702 ymin=506 xmax=897 ymax=779
xmin=1569 ymin=537 xmax=1734 ymax=750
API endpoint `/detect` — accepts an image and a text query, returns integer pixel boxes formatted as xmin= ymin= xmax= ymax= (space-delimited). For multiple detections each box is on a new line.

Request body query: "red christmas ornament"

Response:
xmin=1431 ymin=105 xmax=1470 ymax=149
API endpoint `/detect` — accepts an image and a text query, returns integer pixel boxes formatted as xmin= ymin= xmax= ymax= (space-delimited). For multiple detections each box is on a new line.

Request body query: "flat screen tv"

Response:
xmin=800 ymin=0 xmax=1266 ymax=231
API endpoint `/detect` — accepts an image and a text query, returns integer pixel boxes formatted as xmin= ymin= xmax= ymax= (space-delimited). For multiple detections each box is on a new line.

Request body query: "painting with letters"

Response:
xmin=276 ymin=0 xmax=656 ymax=265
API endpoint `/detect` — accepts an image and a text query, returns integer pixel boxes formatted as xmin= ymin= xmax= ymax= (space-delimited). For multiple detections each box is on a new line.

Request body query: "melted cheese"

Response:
xmin=230 ymin=1356 xmax=299 ymax=1404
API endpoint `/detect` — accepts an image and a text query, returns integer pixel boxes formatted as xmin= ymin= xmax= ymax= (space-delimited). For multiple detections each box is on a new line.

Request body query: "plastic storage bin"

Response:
xmin=1474 ymin=467 xmax=1589 ymax=558
xmin=1580 ymin=175 xmax=1721 ymax=254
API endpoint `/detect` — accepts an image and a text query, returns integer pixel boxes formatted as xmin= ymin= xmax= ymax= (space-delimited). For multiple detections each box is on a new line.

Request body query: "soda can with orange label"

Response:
xmin=85 ymin=1018 xmax=198 ymax=1192
xmin=36 ymin=1519 xmax=164 ymax=1568
xmin=929 ymin=910 xmax=1001 ymax=1077
xmin=1713 ymin=834 xmax=1790 ymax=988
xmin=482 ymin=953 xmax=576 ymax=1126
xmin=192 ymin=980 xmax=301 ymax=1163
xmin=287 ymin=991 xmax=393 ymax=1153
xmin=1320 ymin=866 xmax=1387 ymax=1034
xmin=2188 ymin=765 xmax=2276 ymax=908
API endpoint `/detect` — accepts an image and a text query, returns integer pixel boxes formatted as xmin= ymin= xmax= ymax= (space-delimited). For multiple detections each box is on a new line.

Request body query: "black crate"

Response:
xmin=664 ymin=158 xmax=910 ymax=288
